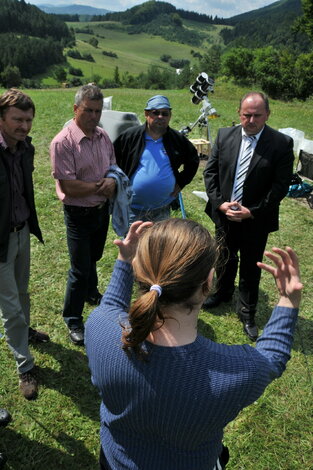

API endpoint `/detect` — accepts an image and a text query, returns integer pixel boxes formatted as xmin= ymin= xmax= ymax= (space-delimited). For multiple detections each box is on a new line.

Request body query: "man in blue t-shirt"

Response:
xmin=114 ymin=95 xmax=199 ymax=223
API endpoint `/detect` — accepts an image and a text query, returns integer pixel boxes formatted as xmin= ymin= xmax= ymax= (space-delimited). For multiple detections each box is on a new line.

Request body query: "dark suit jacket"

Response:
xmin=203 ymin=124 xmax=294 ymax=233
xmin=0 ymin=136 xmax=43 ymax=262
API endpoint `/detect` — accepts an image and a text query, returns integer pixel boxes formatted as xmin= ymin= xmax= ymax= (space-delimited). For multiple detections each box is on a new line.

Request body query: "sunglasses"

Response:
xmin=149 ymin=109 xmax=171 ymax=117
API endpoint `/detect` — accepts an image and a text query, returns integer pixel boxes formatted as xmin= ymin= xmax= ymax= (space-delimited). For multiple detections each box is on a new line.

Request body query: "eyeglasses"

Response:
xmin=149 ymin=109 xmax=170 ymax=117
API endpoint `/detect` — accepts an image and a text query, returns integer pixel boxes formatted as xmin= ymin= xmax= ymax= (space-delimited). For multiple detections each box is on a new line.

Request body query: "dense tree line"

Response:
xmin=0 ymin=34 xmax=64 ymax=79
xmin=0 ymin=0 xmax=74 ymax=85
xmin=126 ymin=12 xmax=202 ymax=46
xmin=93 ymin=1 xmax=175 ymax=23
xmin=220 ymin=0 xmax=311 ymax=53
xmin=93 ymin=1 xmax=224 ymax=26
xmin=220 ymin=15 xmax=311 ymax=53
xmin=294 ymin=0 xmax=313 ymax=40
xmin=221 ymin=46 xmax=313 ymax=100
xmin=52 ymin=14 xmax=80 ymax=22
xmin=92 ymin=1 xmax=210 ymax=46
xmin=176 ymin=8 xmax=227 ymax=25
xmin=0 ymin=0 xmax=73 ymax=43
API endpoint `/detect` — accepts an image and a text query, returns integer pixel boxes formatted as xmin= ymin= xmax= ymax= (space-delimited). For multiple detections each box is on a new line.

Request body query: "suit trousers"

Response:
xmin=0 ymin=223 xmax=34 ymax=374
xmin=215 ymin=220 xmax=268 ymax=318
xmin=63 ymin=203 xmax=109 ymax=329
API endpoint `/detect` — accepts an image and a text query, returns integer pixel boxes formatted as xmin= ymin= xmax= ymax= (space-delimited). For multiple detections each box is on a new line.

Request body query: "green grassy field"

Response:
xmin=0 ymin=84 xmax=312 ymax=469
xmin=41 ymin=19 xmax=223 ymax=86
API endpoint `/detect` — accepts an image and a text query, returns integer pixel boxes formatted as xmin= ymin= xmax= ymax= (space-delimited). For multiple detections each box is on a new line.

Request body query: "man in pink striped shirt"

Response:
xmin=50 ymin=84 xmax=116 ymax=345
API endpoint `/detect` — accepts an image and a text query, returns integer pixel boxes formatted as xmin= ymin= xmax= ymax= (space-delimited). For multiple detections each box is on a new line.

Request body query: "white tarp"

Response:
xmin=279 ymin=128 xmax=313 ymax=156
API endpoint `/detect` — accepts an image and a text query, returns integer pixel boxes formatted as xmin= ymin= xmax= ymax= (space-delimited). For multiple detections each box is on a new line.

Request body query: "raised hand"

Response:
xmin=257 ymin=247 xmax=303 ymax=309
xmin=114 ymin=221 xmax=153 ymax=264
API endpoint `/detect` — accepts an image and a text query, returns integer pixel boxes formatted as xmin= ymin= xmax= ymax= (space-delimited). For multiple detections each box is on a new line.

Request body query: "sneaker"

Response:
xmin=19 ymin=368 xmax=38 ymax=400
xmin=29 ymin=327 xmax=50 ymax=344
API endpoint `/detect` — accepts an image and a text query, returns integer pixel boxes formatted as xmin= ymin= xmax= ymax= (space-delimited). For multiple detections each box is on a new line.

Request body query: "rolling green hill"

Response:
xmin=41 ymin=18 xmax=225 ymax=86
xmin=9 ymin=0 xmax=310 ymax=88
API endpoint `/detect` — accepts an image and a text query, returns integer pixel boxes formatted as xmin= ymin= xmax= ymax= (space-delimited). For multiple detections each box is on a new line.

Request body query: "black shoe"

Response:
xmin=0 ymin=452 xmax=7 ymax=469
xmin=86 ymin=292 xmax=102 ymax=306
xmin=29 ymin=327 xmax=50 ymax=344
xmin=19 ymin=368 xmax=38 ymax=400
xmin=69 ymin=327 xmax=84 ymax=346
xmin=203 ymin=292 xmax=233 ymax=309
xmin=0 ymin=409 xmax=11 ymax=427
xmin=242 ymin=319 xmax=258 ymax=341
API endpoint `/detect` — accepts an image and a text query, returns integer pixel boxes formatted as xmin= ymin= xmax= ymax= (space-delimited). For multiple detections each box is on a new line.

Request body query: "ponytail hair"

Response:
xmin=121 ymin=218 xmax=217 ymax=358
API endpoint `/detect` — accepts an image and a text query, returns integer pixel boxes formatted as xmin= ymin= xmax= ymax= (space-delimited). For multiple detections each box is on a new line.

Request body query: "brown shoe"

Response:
xmin=19 ymin=368 xmax=38 ymax=400
xmin=29 ymin=327 xmax=50 ymax=344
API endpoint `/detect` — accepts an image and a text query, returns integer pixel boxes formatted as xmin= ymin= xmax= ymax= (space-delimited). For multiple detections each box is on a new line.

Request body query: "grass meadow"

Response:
xmin=42 ymin=20 xmax=224 ymax=86
xmin=0 ymin=84 xmax=312 ymax=469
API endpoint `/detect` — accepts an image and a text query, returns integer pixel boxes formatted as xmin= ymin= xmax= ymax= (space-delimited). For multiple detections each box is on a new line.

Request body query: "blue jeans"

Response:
xmin=129 ymin=204 xmax=171 ymax=224
xmin=63 ymin=203 xmax=109 ymax=329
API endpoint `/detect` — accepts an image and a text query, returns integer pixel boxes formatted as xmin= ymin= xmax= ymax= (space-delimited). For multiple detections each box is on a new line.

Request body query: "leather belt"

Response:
xmin=64 ymin=202 xmax=107 ymax=215
xmin=10 ymin=222 xmax=25 ymax=232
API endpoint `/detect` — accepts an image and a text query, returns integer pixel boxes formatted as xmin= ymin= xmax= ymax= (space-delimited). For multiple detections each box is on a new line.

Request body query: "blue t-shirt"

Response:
xmin=130 ymin=134 xmax=175 ymax=210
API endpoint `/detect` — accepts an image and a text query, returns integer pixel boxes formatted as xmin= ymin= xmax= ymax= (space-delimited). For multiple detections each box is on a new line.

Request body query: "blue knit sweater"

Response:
xmin=85 ymin=260 xmax=298 ymax=470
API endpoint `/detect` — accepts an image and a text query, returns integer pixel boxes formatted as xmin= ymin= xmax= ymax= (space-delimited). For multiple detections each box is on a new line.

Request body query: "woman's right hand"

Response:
xmin=114 ymin=221 xmax=153 ymax=264
xmin=257 ymin=247 xmax=303 ymax=309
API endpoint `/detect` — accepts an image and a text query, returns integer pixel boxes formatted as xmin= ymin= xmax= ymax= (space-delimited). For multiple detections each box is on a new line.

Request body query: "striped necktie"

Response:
xmin=233 ymin=135 xmax=256 ymax=203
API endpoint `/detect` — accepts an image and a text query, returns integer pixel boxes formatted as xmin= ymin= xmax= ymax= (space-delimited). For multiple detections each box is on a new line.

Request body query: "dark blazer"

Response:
xmin=0 ymin=136 xmax=43 ymax=262
xmin=114 ymin=124 xmax=199 ymax=190
xmin=203 ymin=124 xmax=294 ymax=233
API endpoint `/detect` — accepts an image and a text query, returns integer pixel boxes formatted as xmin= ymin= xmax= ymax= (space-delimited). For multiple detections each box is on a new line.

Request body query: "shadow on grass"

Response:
xmin=31 ymin=341 xmax=100 ymax=422
xmin=0 ymin=426 xmax=98 ymax=470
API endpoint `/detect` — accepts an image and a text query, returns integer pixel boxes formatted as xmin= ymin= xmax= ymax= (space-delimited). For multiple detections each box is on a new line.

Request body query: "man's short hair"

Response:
xmin=0 ymin=88 xmax=35 ymax=118
xmin=75 ymin=85 xmax=103 ymax=106
xmin=239 ymin=92 xmax=270 ymax=113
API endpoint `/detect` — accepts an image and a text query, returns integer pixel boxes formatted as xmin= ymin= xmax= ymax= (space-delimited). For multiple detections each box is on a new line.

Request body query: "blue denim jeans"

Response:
xmin=63 ymin=203 xmax=109 ymax=329
xmin=128 ymin=204 xmax=171 ymax=224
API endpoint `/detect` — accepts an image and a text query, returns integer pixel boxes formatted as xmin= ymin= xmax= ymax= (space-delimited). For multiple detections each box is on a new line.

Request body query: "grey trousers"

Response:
xmin=0 ymin=223 xmax=34 ymax=374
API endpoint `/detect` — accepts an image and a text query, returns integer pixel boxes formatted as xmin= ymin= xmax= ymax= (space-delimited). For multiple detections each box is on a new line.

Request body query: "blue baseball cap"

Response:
xmin=145 ymin=95 xmax=171 ymax=110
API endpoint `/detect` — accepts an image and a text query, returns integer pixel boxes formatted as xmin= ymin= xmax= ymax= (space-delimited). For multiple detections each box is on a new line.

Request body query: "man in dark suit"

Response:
xmin=203 ymin=92 xmax=294 ymax=340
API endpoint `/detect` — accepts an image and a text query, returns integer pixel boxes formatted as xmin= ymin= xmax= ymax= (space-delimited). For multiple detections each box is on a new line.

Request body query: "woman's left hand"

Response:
xmin=114 ymin=221 xmax=153 ymax=264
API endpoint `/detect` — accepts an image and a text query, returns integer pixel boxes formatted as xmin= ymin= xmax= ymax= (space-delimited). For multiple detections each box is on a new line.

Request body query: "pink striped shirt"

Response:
xmin=50 ymin=119 xmax=116 ymax=206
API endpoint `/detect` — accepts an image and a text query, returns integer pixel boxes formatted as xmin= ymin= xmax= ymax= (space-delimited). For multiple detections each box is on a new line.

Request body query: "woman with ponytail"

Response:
xmin=85 ymin=219 xmax=302 ymax=470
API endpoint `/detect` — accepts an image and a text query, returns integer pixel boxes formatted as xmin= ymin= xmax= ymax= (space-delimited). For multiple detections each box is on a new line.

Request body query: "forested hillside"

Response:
xmin=222 ymin=0 xmax=311 ymax=52
xmin=92 ymin=1 xmax=225 ymax=46
xmin=92 ymin=0 xmax=309 ymax=52
xmin=1 ymin=0 xmax=312 ymax=101
xmin=0 ymin=0 xmax=74 ymax=85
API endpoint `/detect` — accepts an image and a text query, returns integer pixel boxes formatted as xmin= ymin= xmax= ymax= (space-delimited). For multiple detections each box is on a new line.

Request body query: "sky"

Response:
xmin=29 ymin=0 xmax=277 ymax=19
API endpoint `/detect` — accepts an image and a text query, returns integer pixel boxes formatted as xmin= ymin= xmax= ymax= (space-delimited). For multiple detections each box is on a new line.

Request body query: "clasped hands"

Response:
xmin=219 ymin=201 xmax=253 ymax=222
xmin=95 ymin=177 xmax=116 ymax=198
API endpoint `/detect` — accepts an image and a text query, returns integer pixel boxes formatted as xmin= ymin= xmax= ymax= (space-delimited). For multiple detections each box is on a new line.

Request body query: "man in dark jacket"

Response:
xmin=203 ymin=92 xmax=294 ymax=341
xmin=0 ymin=89 xmax=48 ymax=400
xmin=114 ymin=95 xmax=199 ymax=222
